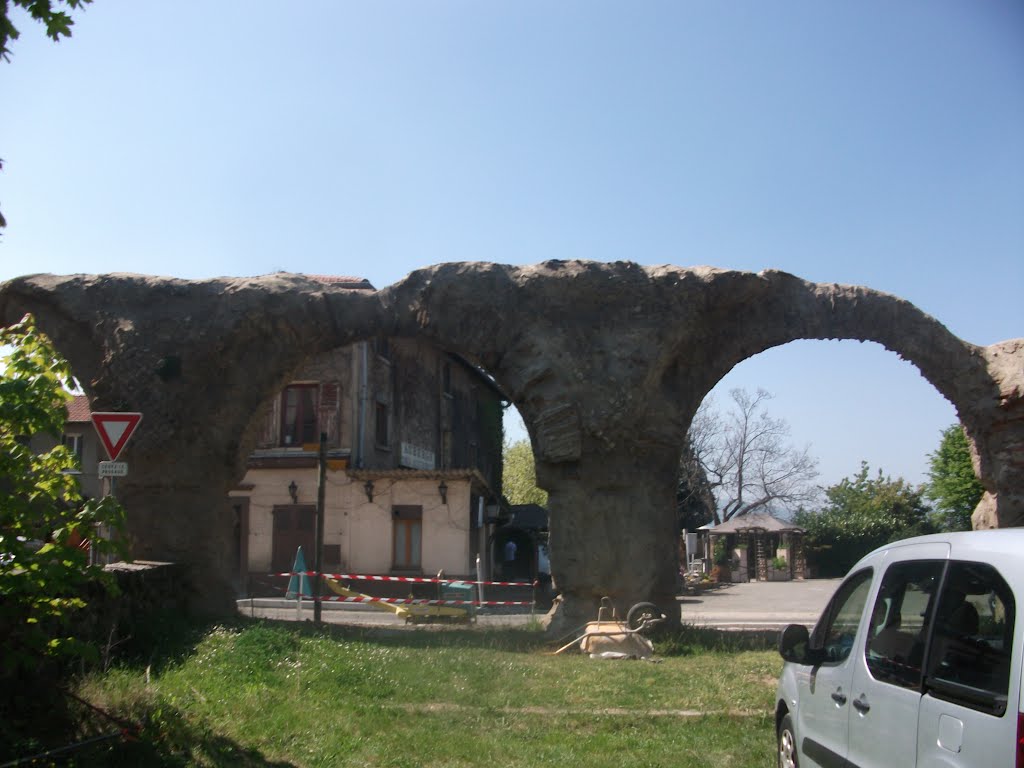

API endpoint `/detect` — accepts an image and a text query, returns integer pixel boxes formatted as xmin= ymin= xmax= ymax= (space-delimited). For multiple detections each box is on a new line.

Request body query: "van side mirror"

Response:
xmin=778 ymin=623 xmax=811 ymax=663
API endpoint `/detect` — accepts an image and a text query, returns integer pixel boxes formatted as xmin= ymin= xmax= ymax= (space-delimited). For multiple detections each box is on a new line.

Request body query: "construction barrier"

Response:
xmin=272 ymin=571 xmax=534 ymax=588
xmin=314 ymin=595 xmax=531 ymax=606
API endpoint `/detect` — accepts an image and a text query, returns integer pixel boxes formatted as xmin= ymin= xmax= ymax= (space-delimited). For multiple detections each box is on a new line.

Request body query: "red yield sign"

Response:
xmin=91 ymin=412 xmax=142 ymax=461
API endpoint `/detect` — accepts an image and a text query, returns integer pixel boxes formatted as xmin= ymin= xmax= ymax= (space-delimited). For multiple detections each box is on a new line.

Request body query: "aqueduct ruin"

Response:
xmin=2 ymin=261 xmax=1022 ymax=633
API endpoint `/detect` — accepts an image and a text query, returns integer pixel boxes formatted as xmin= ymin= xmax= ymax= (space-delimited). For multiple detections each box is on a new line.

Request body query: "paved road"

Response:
xmin=678 ymin=579 xmax=840 ymax=630
xmin=238 ymin=579 xmax=841 ymax=631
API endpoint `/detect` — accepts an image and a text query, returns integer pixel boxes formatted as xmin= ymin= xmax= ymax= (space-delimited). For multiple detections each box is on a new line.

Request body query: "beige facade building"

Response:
xmin=31 ymin=394 xmax=104 ymax=501
xmin=229 ymin=299 xmax=506 ymax=593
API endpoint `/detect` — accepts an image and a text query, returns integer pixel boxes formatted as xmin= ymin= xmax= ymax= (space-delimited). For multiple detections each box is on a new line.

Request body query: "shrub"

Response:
xmin=0 ymin=315 xmax=126 ymax=680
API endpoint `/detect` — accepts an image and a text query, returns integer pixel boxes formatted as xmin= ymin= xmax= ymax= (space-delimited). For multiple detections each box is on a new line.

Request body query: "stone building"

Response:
xmin=229 ymin=280 xmax=506 ymax=593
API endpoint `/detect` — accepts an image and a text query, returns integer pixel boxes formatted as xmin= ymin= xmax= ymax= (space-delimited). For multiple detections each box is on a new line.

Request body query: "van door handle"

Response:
xmin=831 ymin=690 xmax=847 ymax=705
xmin=853 ymin=695 xmax=870 ymax=714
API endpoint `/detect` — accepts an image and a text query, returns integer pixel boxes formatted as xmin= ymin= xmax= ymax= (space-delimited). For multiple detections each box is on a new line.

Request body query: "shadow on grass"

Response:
xmin=115 ymin=608 xmax=233 ymax=675
xmin=655 ymin=623 xmax=780 ymax=655
xmin=67 ymin=706 xmax=299 ymax=768
xmin=4 ymin=712 xmax=297 ymax=768
xmin=0 ymin=613 xmax=292 ymax=768
xmin=248 ymin=613 xmax=554 ymax=655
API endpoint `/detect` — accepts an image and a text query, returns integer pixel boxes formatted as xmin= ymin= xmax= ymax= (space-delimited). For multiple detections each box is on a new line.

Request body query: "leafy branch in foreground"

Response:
xmin=1 ymin=0 xmax=93 ymax=61
xmin=1 ymin=313 xmax=125 ymax=674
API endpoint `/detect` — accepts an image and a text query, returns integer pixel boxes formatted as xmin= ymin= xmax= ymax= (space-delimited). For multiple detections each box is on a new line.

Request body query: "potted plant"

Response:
xmin=712 ymin=539 xmax=731 ymax=582
xmin=770 ymin=555 xmax=790 ymax=581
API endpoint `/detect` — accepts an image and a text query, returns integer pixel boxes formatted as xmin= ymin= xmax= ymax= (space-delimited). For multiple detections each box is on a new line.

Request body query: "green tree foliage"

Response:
xmin=1 ymin=0 xmax=92 ymax=60
xmin=794 ymin=462 xmax=933 ymax=577
xmin=926 ymin=424 xmax=983 ymax=532
xmin=502 ymin=439 xmax=547 ymax=507
xmin=1 ymin=314 xmax=125 ymax=674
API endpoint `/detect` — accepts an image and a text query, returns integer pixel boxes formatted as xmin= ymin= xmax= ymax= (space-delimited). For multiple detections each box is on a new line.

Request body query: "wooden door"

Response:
xmin=271 ymin=505 xmax=316 ymax=573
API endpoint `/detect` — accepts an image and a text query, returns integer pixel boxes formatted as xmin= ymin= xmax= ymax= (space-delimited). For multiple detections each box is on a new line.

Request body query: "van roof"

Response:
xmin=860 ymin=529 xmax=1024 ymax=566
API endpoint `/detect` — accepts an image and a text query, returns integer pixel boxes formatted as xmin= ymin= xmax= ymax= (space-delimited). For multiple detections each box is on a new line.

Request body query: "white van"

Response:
xmin=775 ymin=530 xmax=1023 ymax=768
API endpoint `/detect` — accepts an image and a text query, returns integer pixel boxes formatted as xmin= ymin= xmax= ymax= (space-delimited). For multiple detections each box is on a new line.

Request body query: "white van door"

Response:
xmin=847 ymin=550 xmax=948 ymax=767
xmin=916 ymin=560 xmax=1018 ymax=767
xmin=794 ymin=568 xmax=874 ymax=767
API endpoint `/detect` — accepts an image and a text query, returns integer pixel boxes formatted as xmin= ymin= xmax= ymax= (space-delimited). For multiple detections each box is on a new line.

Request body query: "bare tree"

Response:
xmin=691 ymin=388 xmax=820 ymax=524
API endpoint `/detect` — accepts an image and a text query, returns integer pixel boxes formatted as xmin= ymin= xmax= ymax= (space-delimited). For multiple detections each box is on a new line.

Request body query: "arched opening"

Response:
xmin=230 ymin=331 xmax=509 ymax=599
xmin=703 ymin=339 xmax=956 ymax=493
xmin=685 ymin=338 xmax=958 ymax=583
xmin=490 ymin=402 xmax=554 ymax=606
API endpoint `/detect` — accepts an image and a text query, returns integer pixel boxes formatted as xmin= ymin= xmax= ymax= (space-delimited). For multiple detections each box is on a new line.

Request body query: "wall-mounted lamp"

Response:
xmin=438 ymin=480 xmax=448 ymax=505
xmin=287 ymin=480 xmax=299 ymax=504
xmin=363 ymin=479 xmax=375 ymax=503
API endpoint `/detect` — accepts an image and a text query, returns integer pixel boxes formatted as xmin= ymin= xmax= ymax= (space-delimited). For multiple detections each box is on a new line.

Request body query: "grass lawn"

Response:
xmin=61 ymin=619 xmax=782 ymax=767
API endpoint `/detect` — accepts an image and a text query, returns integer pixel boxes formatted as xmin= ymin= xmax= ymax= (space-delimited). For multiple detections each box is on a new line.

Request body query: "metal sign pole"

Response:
xmin=314 ymin=432 xmax=327 ymax=624
xmin=476 ymin=554 xmax=485 ymax=608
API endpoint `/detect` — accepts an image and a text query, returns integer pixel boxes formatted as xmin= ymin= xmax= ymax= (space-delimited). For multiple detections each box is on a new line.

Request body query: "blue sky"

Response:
xmin=2 ymin=2 xmax=1021 ymax=491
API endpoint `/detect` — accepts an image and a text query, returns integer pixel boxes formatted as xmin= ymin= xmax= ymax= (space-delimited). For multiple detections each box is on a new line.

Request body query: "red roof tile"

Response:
xmin=66 ymin=394 xmax=92 ymax=423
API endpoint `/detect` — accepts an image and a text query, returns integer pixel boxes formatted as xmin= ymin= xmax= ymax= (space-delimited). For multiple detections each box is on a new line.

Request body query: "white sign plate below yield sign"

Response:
xmin=98 ymin=461 xmax=128 ymax=477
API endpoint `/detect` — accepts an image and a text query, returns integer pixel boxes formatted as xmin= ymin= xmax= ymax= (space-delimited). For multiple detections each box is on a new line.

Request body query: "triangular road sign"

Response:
xmin=91 ymin=412 xmax=143 ymax=461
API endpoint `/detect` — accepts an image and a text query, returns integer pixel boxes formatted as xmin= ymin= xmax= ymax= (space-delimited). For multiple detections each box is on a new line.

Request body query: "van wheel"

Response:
xmin=778 ymin=712 xmax=798 ymax=768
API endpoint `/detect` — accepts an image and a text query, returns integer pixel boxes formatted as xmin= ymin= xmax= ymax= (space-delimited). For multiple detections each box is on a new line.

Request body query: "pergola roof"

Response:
xmin=708 ymin=512 xmax=804 ymax=534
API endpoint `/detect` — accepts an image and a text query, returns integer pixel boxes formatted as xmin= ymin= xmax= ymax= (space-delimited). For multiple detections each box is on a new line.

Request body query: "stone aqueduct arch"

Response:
xmin=2 ymin=261 xmax=1022 ymax=633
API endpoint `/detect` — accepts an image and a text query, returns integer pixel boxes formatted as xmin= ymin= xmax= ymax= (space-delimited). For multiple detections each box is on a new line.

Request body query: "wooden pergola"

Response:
xmin=706 ymin=513 xmax=806 ymax=582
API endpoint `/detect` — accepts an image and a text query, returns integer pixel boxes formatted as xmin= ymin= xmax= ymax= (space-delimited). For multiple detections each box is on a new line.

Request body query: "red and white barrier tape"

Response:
xmin=309 ymin=596 xmax=531 ymax=606
xmin=273 ymin=571 xmax=534 ymax=587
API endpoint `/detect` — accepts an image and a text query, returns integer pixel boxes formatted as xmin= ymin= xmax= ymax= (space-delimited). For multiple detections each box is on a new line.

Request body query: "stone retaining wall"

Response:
xmin=79 ymin=560 xmax=191 ymax=663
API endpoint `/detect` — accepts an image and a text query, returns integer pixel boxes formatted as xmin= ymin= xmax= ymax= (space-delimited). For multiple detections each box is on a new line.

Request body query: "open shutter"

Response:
xmin=319 ymin=380 xmax=340 ymax=447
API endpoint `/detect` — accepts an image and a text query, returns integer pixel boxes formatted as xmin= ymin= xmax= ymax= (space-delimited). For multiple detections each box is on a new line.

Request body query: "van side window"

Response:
xmin=811 ymin=568 xmax=873 ymax=664
xmin=925 ymin=561 xmax=1015 ymax=716
xmin=865 ymin=560 xmax=943 ymax=689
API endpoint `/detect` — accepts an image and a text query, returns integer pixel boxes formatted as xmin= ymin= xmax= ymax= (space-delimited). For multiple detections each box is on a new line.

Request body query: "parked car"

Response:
xmin=775 ymin=530 xmax=1022 ymax=767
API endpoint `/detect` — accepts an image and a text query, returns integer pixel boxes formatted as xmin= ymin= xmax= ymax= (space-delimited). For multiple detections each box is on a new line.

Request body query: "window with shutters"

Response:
xmin=281 ymin=384 xmax=319 ymax=447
